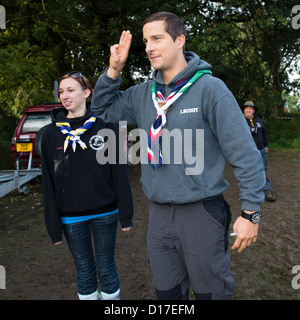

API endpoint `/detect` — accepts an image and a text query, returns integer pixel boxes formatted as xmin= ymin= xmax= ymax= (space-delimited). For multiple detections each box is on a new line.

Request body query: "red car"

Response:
xmin=11 ymin=103 xmax=62 ymax=168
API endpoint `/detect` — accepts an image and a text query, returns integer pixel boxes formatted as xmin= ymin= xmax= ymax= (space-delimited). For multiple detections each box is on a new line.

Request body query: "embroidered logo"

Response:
xmin=89 ymin=135 xmax=105 ymax=150
xmin=180 ymin=107 xmax=198 ymax=114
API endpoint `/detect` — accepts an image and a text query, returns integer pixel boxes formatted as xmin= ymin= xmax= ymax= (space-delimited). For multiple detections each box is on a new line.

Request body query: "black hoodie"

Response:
xmin=41 ymin=106 xmax=133 ymax=244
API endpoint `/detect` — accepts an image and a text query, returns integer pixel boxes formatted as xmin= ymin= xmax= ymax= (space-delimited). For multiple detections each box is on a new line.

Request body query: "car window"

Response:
xmin=21 ymin=112 xmax=52 ymax=133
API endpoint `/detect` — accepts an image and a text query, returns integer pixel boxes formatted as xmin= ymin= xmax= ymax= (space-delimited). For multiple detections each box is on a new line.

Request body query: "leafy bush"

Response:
xmin=266 ymin=118 xmax=300 ymax=149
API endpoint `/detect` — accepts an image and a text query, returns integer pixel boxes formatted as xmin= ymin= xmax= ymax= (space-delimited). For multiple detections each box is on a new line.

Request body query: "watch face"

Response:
xmin=252 ymin=213 xmax=261 ymax=224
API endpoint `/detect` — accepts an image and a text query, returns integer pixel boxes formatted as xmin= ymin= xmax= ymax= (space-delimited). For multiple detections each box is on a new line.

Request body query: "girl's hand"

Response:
xmin=121 ymin=227 xmax=132 ymax=232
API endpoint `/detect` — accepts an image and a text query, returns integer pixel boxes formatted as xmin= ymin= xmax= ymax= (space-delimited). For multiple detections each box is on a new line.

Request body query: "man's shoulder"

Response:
xmin=196 ymin=73 xmax=229 ymax=91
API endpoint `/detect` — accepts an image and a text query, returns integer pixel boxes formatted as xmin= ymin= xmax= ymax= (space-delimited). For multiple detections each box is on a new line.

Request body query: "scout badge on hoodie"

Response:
xmin=56 ymin=115 xmax=96 ymax=152
xmin=148 ymin=69 xmax=212 ymax=168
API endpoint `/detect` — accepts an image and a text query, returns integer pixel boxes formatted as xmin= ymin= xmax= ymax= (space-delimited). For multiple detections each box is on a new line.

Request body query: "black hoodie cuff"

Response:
xmin=119 ymin=217 xmax=133 ymax=229
xmin=51 ymin=232 xmax=63 ymax=245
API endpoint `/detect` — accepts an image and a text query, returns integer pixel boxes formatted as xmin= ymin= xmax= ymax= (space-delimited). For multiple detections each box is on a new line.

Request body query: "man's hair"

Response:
xmin=143 ymin=11 xmax=186 ymax=42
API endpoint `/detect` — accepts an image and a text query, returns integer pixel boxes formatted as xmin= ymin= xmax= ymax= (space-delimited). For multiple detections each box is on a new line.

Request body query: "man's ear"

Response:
xmin=176 ymin=34 xmax=186 ymax=49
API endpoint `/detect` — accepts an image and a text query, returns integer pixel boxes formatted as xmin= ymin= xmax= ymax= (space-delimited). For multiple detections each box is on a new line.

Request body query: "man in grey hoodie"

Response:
xmin=91 ymin=12 xmax=265 ymax=300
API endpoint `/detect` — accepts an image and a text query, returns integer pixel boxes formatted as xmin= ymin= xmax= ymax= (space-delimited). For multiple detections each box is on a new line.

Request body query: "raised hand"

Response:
xmin=107 ymin=30 xmax=132 ymax=79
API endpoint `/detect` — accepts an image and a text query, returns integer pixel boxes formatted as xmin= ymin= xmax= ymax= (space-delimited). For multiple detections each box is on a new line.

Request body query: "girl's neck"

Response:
xmin=67 ymin=105 xmax=87 ymax=119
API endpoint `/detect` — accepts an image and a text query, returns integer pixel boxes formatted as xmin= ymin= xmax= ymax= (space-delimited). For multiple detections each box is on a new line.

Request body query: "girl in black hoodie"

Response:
xmin=41 ymin=71 xmax=133 ymax=300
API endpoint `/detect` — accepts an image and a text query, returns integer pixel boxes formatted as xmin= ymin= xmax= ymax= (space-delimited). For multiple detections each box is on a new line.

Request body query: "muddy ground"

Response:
xmin=0 ymin=149 xmax=299 ymax=300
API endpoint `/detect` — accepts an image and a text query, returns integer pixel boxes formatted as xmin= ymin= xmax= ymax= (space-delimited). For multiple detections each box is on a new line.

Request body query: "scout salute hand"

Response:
xmin=107 ymin=30 xmax=132 ymax=79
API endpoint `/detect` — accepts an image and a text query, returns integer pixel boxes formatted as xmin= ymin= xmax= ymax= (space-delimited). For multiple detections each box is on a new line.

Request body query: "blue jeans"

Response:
xmin=260 ymin=148 xmax=270 ymax=191
xmin=62 ymin=213 xmax=119 ymax=295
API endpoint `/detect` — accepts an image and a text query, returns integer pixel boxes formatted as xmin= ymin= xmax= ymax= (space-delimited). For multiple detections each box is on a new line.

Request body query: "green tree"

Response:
xmin=0 ymin=0 xmax=299 ymax=121
xmin=185 ymin=0 xmax=300 ymax=117
xmin=0 ymin=0 xmax=182 ymax=120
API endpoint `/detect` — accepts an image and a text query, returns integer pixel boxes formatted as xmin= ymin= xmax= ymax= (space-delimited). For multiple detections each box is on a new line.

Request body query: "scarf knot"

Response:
xmin=56 ymin=115 xmax=96 ymax=152
xmin=147 ymin=69 xmax=212 ymax=168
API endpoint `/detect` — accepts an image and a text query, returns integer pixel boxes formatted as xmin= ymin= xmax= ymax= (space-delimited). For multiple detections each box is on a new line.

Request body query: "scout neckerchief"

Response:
xmin=244 ymin=115 xmax=256 ymax=127
xmin=147 ymin=69 xmax=212 ymax=168
xmin=56 ymin=115 xmax=96 ymax=152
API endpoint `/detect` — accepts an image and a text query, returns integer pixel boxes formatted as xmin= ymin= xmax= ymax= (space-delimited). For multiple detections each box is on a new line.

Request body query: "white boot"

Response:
xmin=100 ymin=289 xmax=120 ymax=300
xmin=78 ymin=289 xmax=99 ymax=300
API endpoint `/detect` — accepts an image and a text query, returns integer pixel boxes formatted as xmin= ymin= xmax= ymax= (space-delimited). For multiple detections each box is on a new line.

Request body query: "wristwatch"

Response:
xmin=241 ymin=211 xmax=262 ymax=224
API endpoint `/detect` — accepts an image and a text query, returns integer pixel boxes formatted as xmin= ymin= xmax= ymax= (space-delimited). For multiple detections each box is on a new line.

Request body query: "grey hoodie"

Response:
xmin=91 ymin=52 xmax=265 ymax=211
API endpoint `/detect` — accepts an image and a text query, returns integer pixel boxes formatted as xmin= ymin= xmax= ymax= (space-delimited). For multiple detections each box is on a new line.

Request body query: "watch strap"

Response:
xmin=241 ymin=211 xmax=262 ymax=224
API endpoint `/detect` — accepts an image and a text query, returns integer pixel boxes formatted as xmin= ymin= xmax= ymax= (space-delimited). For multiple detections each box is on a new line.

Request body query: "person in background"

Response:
xmin=242 ymin=101 xmax=277 ymax=202
xmin=41 ymin=71 xmax=133 ymax=300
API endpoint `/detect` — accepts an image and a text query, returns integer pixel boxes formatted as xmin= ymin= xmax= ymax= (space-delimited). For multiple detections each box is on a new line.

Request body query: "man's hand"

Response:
xmin=107 ymin=30 xmax=132 ymax=79
xmin=231 ymin=216 xmax=259 ymax=253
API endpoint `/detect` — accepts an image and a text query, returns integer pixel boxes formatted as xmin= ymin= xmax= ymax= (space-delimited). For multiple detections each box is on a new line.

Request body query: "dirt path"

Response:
xmin=0 ymin=150 xmax=299 ymax=300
